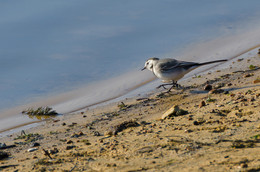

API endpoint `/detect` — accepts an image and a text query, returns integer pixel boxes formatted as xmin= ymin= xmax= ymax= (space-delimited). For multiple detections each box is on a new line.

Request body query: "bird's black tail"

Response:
xmin=198 ymin=59 xmax=228 ymax=66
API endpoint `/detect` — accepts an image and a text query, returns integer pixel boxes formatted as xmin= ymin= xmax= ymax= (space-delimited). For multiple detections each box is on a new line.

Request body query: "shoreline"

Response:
xmin=0 ymin=48 xmax=260 ymax=171
xmin=1 ymin=45 xmax=259 ymax=136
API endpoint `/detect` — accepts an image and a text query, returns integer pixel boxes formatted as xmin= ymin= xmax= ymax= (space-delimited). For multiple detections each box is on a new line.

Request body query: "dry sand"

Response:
xmin=1 ymin=51 xmax=260 ymax=172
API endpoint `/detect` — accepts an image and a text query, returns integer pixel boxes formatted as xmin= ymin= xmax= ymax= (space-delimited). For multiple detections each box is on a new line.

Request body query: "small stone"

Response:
xmin=204 ymin=84 xmax=213 ymax=91
xmin=244 ymin=73 xmax=253 ymax=78
xmin=199 ymin=101 xmax=206 ymax=108
xmin=71 ymin=133 xmax=79 ymax=138
xmin=62 ymin=123 xmax=66 ymax=126
xmin=193 ymin=120 xmax=205 ymax=125
xmin=209 ymin=89 xmax=224 ymax=94
xmin=99 ymin=147 xmax=105 ymax=153
xmin=193 ymin=121 xmax=199 ymax=125
xmin=50 ymin=148 xmax=59 ymax=154
xmin=0 ymin=143 xmax=6 ymax=148
xmin=67 ymin=140 xmax=73 ymax=144
xmin=93 ymin=131 xmax=101 ymax=136
xmin=104 ymin=131 xmax=113 ymax=137
xmin=241 ymin=163 xmax=248 ymax=168
xmin=253 ymin=79 xmax=260 ymax=84
xmin=151 ymin=123 xmax=156 ymax=127
xmin=78 ymin=131 xmax=84 ymax=136
xmin=224 ymin=91 xmax=229 ymax=94
xmin=162 ymin=105 xmax=188 ymax=119
xmin=27 ymin=148 xmax=38 ymax=152
xmin=227 ymin=83 xmax=233 ymax=86
xmin=0 ymin=151 xmax=9 ymax=160
xmin=185 ymin=129 xmax=193 ymax=133
xmin=188 ymin=116 xmax=193 ymax=120
xmin=216 ymin=104 xmax=224 ymax=107
xmin=31 ymin=142 xmax=40 ymax=147
xmin=66 ymin=145 xmax=75 ymax=150
xmin=214 ymin=83 xmax=224 ymax=89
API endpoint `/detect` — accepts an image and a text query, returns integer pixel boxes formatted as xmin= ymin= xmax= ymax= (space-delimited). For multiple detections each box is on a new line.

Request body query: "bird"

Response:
xmin=142 ymin=57 xmax=227 ymax=92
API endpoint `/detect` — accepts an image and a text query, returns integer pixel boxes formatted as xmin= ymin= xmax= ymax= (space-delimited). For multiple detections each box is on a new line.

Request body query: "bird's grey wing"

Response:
xmin=158 ymin=59 xmax=199 ymax=72
xmin=157 ymin=59 xmax=179 ymax=72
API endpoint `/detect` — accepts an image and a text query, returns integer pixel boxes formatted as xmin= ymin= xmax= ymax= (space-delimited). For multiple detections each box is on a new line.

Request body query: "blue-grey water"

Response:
xmin=1 ymin=0 xmax=260 ymax=131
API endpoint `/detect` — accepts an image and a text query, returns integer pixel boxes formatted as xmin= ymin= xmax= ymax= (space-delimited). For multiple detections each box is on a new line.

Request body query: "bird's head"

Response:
xmin=141 ymin=57 xmax=159 ymax=71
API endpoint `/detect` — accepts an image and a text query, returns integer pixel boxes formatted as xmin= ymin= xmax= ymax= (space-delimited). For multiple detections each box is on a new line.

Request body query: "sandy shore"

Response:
xmin=1 ymin=50 xmax=260 ymax=171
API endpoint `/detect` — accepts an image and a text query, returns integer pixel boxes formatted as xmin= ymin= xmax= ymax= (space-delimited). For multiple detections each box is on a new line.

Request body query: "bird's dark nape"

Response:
xmin=147 ymin=57 xmax=159 ymax=61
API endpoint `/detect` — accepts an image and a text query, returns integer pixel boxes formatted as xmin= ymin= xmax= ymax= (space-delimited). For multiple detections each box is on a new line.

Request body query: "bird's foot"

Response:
xmin=156 ymin=82 xmax=179 ymax=92
xmin=156 ymin=84 xmax=168 ymax=90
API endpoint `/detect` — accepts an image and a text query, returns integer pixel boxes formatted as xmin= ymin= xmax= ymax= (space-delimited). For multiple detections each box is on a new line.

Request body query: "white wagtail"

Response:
xmin=142 ymin=57 xmax=227 ymax=92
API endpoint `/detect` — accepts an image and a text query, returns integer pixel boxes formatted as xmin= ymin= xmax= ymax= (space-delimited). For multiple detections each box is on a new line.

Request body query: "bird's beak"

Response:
xmin=141 ymin=67 xmax=146 ymax=71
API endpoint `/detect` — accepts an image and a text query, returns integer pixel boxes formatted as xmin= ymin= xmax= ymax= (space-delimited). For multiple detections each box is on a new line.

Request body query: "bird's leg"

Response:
xmin=166 ymin=81 xmax=179 ymax=93
xmin=156 ymin=82 xmax=175 ymax=90
xmin=156 ymin=81 xmax=180 ymax=92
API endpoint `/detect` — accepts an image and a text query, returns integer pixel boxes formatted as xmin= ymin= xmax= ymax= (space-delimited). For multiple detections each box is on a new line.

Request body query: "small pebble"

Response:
xmin=193 ymin=121 xmax=199 ymax=125
xmin=66 ymin=145 xmax=75 ymax=150
xmin=204 ymin=84 xmax=212 ymax=91
xmin=0 ymin=151 xmax=9 ymax=160
xmin=0 ymin=143 xmax=6 ymax=148
xmin=50 ymin=148 xmax=59 ymax=154
xmin=31 ymin=142 xmax=40 ymax=147
xmin=209 ymin=89 xmax=224 ymax=94
xmin=104 ymin=131 xmax=113 ymax=137
xmin=185 ymin=129 xmax=193 ymax=133
xmin=93 ymin=131 xmax=101 ymax=136
xmin=244 ymin=73 xmax=253 ymax=78
xmin=224 ymin=91 xmax=229 ymax=94
xmin=227 ymin=83 xmax=233 ymax=86
xmin=241 ymin=163 xmax=248 ymax=168
xmin=253 ymin=79 xmax=260 ymax=84
xmin=27 ymin=148 xmax=38 ymax=152
xmin=199 ymin=101 xmax=206 ymax=108
xmin=214 ymin=83 xmax=224 ymax=89
xmin=67 ymin=140 xmax=73 ymax=144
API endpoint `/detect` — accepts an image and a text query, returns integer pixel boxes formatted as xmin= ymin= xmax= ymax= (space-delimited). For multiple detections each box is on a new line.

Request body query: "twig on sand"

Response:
xmin=42 ymin=149 xmax=52 ymax=160
xmin=69 ymin=162 xmax=78 ymax=172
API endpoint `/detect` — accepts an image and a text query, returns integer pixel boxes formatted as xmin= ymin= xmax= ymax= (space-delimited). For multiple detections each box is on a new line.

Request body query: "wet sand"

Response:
xmin=0 ymin=49 xmax=260 ymax=171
